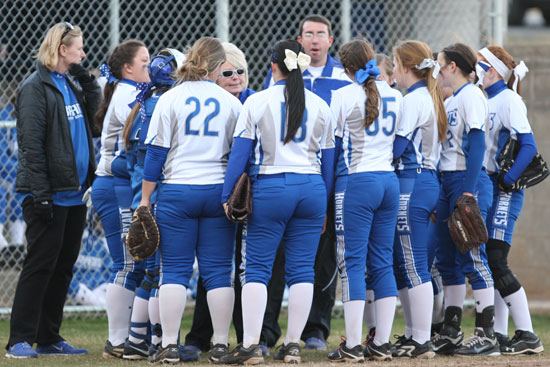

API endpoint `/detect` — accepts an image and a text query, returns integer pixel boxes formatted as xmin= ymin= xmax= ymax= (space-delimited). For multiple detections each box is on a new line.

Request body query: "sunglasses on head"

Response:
xmin=61 ymin=22 xmax=74 ymax=40
xmin=221 ymin=68 xmax=245 ymax=78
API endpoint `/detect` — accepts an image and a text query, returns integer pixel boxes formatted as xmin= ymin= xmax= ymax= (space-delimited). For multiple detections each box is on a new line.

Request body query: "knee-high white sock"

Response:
xmin=364 ymin=289 xmax=376 ymax=330
xmin=472 ymin=287 xmax=494 ymax=313
xmin=129 ymin=296 xmax=150 ymax=344
xmin=284 ymin=283 xmax=314 ymax=345
xmin=207 ymin=287 xmax=235 ymax=346
xmin=408 ymin=282 xmax=433 ymax=344
xmin=432 ymin=291 xmax=445 ymax=324
xmin=149 ymin=295 xmax=162 ymax=346
xmin=444 ymin=284 xmax=466 ymax=309
xmin=494 ymin=289 xmax=509 ymax=335
xmin=242 ymin=282 xmax=267 ymax=347
xmin=504 ymin=287 xmax=533 ymax=332
xmin=106 ymin=284 xmax=136 ymax=346
xmin=344 ymin=300 xmax=365 ymax=348
xmin=159 ymin=284 xmax=187 ymax=347
xmin=373 ymin=296 xmax=396 ymax=346
xmin=398 ymin=287 xmax=412 ymax=338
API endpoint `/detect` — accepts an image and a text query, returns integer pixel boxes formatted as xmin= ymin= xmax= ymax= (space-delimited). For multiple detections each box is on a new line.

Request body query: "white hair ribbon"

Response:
xmin=415 ymin=58 xmax=440 ymax=79
xmin=479 ymin=47 xmax=511 ymax=80
xmin=284 ymin=49 xmax=311 ymax=73
xmin=512 ymin=60 xmax=528 ymax=92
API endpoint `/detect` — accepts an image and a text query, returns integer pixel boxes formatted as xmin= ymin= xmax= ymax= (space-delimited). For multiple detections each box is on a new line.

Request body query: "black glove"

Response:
xmin=69 ymin=63 xmax=94 ymax=84
xmin=34 ymin=200 xmax=53 ymax=223
xmin=497 ymin=172 xmax=514 ymax=193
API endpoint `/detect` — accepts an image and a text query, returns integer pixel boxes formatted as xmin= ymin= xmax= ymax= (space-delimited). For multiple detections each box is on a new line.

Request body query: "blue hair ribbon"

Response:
xmin=99 ymin=63 xmax=119 ymax=84
xmin=355 ymin=58 xmax=381 ymax=84
xmin=128 ymin=82 xmax=152 ymax=126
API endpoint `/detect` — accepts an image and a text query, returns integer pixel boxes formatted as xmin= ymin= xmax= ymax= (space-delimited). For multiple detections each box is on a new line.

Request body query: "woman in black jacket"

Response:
xmin=6 ymin=22 xmax=100 ymax=358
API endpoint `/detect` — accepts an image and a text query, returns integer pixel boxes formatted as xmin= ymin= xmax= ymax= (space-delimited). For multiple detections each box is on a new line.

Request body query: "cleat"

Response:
xmin=209 ymin=343 xmax=229 ymax=364
xmin=393 ymin=338 xmax=435 ymax=359
xmin=364 ymin=327 xmax=375 ymax=349
xmin=455 ymin=328 xmax=500 ymax=357
xmin=495 ymin=332 xmax=510 ymax=353
xmin=259 ymin=343 xmax=270 ymax=356
xmin=218 ymin=343 xmax=264 ymax=365
xmin=328 ymin=340 xmax=364 ymax=363
xmin=122 ymin=339 xmax=149 ymax=360
xmin=432 ymin=323 xmax=463 ymax=355
xmin=5 ymin=342 xmax=38 ymax=359
xmin=391 ymin=334 xmax=409 ymax=357
xmin=502 ymin=330 xmax=544 ymax=355
xmin=102 ymin=340 xmax=125 ymax=359
xmin=150 ymin=344 xmax=180 ymax=364
xmin=274 ymin=342 xmax=301 ymax=364
xmin=364 ymin=342 xmax=392 ymax=361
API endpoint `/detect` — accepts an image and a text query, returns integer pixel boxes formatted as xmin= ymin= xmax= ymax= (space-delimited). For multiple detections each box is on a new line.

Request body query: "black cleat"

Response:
xmin=364 ymin=327 xmax=376 ymax=348
xmin=495 ymin=332 xmax=510 ymax=352
xmin=150 ymin=344 xmax=180 ymax=364
xmin=210 ymin=343 xmax=230 ymax=364
xmin=218 ymin=343 xmax=264 ymax=365
xmin=455 ymin=328 xmax=500 ymax=357
xmin=364 ymin=342 xmax=392 ymax=361
xmin=432 ymin=323 xmax=463 ymax=355
xmin=393 ymin=338 xmax=435 ymax=359
xmin=122 ymin=339 xmax=149 ymax=360
xmin=502 ymin=330 xmax=544 ymax=355
xmin=102 ymin=340 xmax=125 ymax=359
xmin=391 ymin=334 xmax=409 ymax=357
xmin=328 ymin=341 xmax=364 ymax=363
xmin=273 ymin=342 xmax=301 ymax=364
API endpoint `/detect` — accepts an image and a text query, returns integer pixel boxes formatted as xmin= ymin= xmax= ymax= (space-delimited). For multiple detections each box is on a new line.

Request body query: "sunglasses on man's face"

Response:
xmin=61 ymin=22 xmax=74 ymax=40
xmin=221 ymin=68 xmax=245 ymax=78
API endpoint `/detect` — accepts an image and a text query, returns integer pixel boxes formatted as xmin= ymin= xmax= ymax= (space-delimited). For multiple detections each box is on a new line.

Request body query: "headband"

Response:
xmin=478 ymin=47 xmax=528 ymax=92
xmin=443 ymin=50 xmax=475 ymax=75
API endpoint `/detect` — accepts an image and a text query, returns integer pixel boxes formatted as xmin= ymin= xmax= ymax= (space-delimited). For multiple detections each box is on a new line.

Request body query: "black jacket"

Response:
xmin=15 ymin=62 xmax=101 ymax=203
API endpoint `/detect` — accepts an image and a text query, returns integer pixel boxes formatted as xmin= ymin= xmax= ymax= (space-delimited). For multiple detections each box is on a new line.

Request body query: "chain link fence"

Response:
xmin=0 ymin=0 xmax=505 ymax=319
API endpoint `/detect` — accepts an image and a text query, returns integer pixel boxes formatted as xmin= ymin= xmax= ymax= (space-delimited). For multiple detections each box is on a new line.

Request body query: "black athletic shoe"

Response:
xmin=455 ymin=328 xmax=500 ymax=357
xmin=391 ymin=334 xmax=409 ymax=357
xmin=148 ymin=343 xmax=160 ymax=363
xmin=364 ymin=342 xmax=392 ymax=361
xmin=210 ymin=343 xmax=230 ymax=364
xmin=102 ymin=340 xmax=125 ymax=359
xmin=502 ymin=330 xmax=544 ymax=355
xmin=364 ymin=327 xmax=376 ymax=348
xmin=150 ymin=344 xmax=180 ymax=364
xmin=393 ymin=339 xmax=435 ymax=359
xmin=432 ymin=324 xmax=463 ymax=355
xmin=122 ymin=340 xmax=149 ymax=360
xmin=495 ymin=332 xmax=510 ymax=352
xmin=218 ymin=343 xmax=264 ymax=365
xmin=328 ymin=341 xmax=364 ymax=363
xmin=273 ymin=342 xmax=301 ymax=364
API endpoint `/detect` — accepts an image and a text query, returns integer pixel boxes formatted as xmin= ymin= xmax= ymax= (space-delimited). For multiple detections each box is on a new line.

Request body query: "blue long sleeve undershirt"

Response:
xmin=320 ymin=148 xmax=335 ymax=200
xmin=143 ymin=145 xmax=169 ymax=182
xmin=463 ymin=128 xmax=485 ymax=193
xmin=393 ymin=135 xmax=409 ymax=161
xmin=504 ymin=133 xmax=537 ymax=184
xmin=221 ymin=137 xmax=254 ymax=203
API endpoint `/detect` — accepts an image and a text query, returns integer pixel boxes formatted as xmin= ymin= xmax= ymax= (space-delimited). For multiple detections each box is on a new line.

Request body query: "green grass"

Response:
xmin=0 ymin=310 xmax=549 ymax=366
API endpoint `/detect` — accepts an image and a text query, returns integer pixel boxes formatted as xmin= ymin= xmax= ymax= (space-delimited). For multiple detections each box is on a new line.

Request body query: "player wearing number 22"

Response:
xmin=140 ymin=37 xmax=242 ymax=364
xmin=328 ymin=39 xmax=403 ymax=362
xmin=219 ymin=40 xmax=334 ymax=365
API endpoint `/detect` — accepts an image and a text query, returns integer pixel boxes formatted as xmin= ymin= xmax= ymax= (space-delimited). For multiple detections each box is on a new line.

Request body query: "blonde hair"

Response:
xmin=338 ymin=39 xmax=380 ymax=128
xmin=376 ymin=53 xmax=394 ymax=80
xmin=477 ymin=45 xmax=522 ymax=95
xmin=393 ymin=40 xmax=447 ymax=142
xmin=37 ymin=22 xmax=82 ymax=71
xmin=178 ymin=37 xmax=225 ymax=81
xmin=222 ymin=42 xmax=249 ymax=89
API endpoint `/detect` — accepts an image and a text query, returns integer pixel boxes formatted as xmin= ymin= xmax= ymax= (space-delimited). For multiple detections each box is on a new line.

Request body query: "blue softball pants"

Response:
xmin=156 ymin=183 xmax=236 ymax=291
xmin=486 ymin=174 xmax=524 ymax=245
xmin=336 ymin=171 xmax=399 ymax=302
xmin=241 ymin=173 xmax=326 ymax=287
xmin=434 ymin=170 xmax=494 ymax=290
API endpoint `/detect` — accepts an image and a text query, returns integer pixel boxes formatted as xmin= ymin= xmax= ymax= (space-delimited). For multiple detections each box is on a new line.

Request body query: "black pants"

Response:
xmin=184 ymin=224 xmax=244 ymax=351
xmin=7 ymin=198 xmax=87 ymax=348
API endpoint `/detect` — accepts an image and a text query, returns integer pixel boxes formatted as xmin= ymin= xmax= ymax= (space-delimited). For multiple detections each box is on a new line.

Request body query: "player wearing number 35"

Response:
xmin=219 ymin=39 xmax=335 ymax=365
xmin=139 ymin=37 xmax=242 ymax=364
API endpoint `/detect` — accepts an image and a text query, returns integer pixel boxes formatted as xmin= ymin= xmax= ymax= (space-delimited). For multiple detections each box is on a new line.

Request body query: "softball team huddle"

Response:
xmin=90 ymin=21 xmax=544 ymax=366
